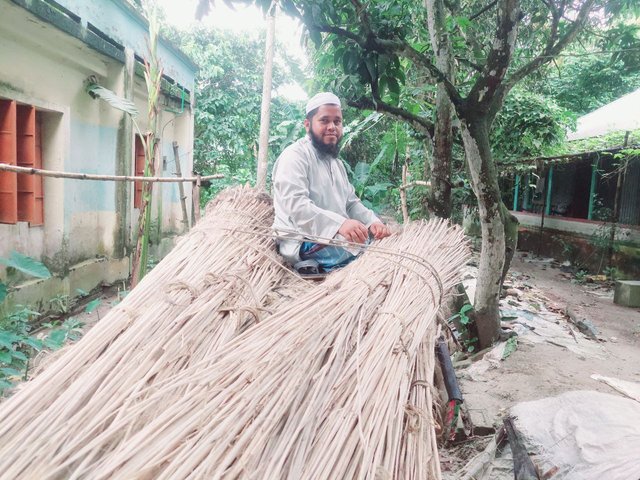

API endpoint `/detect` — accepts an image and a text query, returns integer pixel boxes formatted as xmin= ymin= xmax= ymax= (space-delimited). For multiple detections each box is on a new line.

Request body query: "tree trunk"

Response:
xmin=256 ymin=4 xmax=276 ymax=191
xmin=460 ymin=117 xmax=505 ymax=348
xmin=501 ymin=202 xmax=519 ymax=284
xmin=425 ymin=0 xmax=454 ymax=219
xmin=427 ymin=86 xmax=453 ymax=218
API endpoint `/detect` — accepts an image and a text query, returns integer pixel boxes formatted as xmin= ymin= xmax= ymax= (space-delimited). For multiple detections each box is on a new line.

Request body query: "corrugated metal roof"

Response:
xmin=568 ymin=88 xmax=640 ymax=141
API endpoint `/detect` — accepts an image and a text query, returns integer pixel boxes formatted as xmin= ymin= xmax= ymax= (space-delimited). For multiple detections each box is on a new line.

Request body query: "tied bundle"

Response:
xmin=0 ymin=218 xmax=466 ymax=479
xmin=0 ymin=186 xmax=304 ymax=479
xmin=0 ymin=186 xmax=468 ymax=479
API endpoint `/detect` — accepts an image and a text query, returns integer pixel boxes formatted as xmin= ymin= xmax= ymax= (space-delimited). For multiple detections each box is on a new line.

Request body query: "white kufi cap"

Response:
xmin=305 ymin=92 xmax=341 ymax=114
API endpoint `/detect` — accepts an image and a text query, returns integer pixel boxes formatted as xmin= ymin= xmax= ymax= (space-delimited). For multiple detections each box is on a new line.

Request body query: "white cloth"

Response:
xmin=512 ymin=390 xmax=640 ymax=480
xmin=305 ymin=92 xmax=341 ymax=114
xmin=272 ymin=136 xmax=380 ymax=264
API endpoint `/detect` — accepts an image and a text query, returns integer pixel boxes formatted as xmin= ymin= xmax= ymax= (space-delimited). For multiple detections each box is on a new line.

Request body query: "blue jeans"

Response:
xmin=299 ymin=242 xmax=359 ymax=272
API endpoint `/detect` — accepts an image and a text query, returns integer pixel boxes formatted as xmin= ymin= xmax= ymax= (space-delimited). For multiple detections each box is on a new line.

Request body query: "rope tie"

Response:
xmin=404 ymin=404 xmax=427 ymax=434
xmin=164 ymin=281 xmax=199 ymax=306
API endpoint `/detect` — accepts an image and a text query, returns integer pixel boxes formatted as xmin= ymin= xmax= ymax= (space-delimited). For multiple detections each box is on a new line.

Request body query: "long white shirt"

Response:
xmin=272 ymin=136 xmax=380 ymax=264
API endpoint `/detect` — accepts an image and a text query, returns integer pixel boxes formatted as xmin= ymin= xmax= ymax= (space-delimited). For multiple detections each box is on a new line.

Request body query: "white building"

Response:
xmin=0 ymin=0 xmax=197 ymax=308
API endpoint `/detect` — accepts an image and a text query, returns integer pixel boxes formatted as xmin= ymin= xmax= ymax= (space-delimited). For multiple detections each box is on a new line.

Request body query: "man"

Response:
xmin=272 ymin=92 xmax=391 ymax=272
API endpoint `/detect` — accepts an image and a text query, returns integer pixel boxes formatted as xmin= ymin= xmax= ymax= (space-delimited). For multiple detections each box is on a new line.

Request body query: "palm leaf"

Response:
xmin=86 ymin=83 xmax=138 ymax=117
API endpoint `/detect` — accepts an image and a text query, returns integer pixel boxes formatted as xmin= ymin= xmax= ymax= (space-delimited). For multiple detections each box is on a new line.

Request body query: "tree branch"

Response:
xmin=469 ymin=0 xmax=520 ymax=111
xmin=346 ymin=97 xmax=434 ymax=138
xmin=508 ymin=0 xmax=595 ymax=86
xmin=311 ymin=23 xmax=464 ymax=108
xmin=469 ymin=0 xmax=498 ymax=21
xmin=488 ymin=0 xmax=597 ymax=121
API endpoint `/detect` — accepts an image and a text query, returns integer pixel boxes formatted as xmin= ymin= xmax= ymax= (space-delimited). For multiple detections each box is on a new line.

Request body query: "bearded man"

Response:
xmin=272 ymin=92 xmax=391 ymax=273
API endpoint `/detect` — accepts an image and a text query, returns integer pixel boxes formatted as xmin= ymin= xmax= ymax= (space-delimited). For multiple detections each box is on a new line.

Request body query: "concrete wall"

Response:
xmin=513 ymin=212 xmax=640 ymax=244
xmin=0 ymin=0 xmax=195 ymax=306
xmin=513 ymin=212 xmax=640 ymax=277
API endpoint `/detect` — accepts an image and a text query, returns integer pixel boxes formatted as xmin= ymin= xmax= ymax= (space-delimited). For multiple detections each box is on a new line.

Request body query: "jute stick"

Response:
xmin=0 ymin=188 xmax=468 ymax=479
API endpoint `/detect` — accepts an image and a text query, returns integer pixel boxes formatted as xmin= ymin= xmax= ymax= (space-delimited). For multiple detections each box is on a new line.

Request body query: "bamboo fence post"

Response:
xmin=193 ymin=175 xmax=201 ymax=223
xmin=401 ymin=162 xmax=409 ymax=223
xmin=172 ymin=141 xmax=190 ymax=231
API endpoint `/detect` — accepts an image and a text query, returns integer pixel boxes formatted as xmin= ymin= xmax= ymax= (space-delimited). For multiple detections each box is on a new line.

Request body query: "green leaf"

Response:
xmin=44 ymin=330 xmax=67 ymax=350
xmin=370 ymin=144 xmax=389 ymax=171
xmin=0 ymin=350 xmax=12 ymax=363
xmin=84 ymin=298 xmax=102 ymax=313
xmin=364 ymin=182 xmax=393 ymax=197
xmin=1 ymin=367 xmax=23 ymax=377
xmin=23 ymin=337 xmax=43 ymax=350
xmin=10 ymin=350 xmax=28 ymax=362
xmin=76 ymin=288 xmax=89 ymax=297
xmin=0 ymin=332 xmax=19 ymax=349
xmin=0 ymin=252 xmax=51 ymax=279
xmin=0 ymin=379 xmax=13 ymax=390
xmin=387 ymin=77 xmax=401 ymax=95
xmin=86 ymin=83 xmax=138 ymax=116
xmin=354 ymin=162 xmax=370 ymax=185
xmin=0 ymin=282 xmax=6 ymax=303
xmin=308 ymin=28 xmax=322 ymax=47
xmin=502 ymin=336 xmax=518 ymax=360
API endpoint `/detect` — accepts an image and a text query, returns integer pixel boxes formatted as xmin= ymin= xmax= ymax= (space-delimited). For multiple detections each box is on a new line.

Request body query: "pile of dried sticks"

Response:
xmin=0 ymin=187 xmax=468 ymax=479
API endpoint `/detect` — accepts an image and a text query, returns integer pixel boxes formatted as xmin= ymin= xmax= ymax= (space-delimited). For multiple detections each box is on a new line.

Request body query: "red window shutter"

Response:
xmin=0 ymin=99 xmax=17 ymax=224
xmin=134 ymin=134 xmax=145 ymax=208
xmin=16 ymin=104 xmax=36 ymax=223
xmin=32 ymin=112 xmax=44 ymax=225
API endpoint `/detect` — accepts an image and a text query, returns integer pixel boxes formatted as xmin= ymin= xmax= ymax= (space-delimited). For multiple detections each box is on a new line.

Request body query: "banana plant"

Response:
xmin=84 ymin=3 xmax=163 ymax=287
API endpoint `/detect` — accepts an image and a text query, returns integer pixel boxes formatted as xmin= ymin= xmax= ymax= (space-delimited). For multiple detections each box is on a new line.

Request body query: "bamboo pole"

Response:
xmin=172 ymin=141 xmax=190 ymax=231
xmin=401 ymin=162 xmax=409 ymax=223
xmin=193 ymin=175 xmax=201 ymax=223
xmin=400 ymin=180 xmax=430 ymax=190
xmin=0 ymin=162 xmax=223 ymax=183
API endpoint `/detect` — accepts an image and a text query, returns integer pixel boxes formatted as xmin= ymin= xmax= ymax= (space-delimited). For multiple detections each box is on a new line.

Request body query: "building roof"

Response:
xmin=10 ymin=0 xmax=197 ymax=91
xmin=568 ymin=87 xmax=640 ymax=141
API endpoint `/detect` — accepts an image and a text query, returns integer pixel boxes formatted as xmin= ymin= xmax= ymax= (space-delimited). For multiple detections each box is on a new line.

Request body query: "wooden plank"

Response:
xmin=16 ymin=104 xmax=36 ymax=223
xmin=32 ymin=112 xmax=44 ymax=225
xmin=0 ymin=99 xmax=17 ymax=224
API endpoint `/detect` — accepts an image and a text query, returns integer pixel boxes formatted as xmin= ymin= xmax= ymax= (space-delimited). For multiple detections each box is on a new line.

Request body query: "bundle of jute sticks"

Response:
xmin=0 ymin=187 xmax=468 ymax=479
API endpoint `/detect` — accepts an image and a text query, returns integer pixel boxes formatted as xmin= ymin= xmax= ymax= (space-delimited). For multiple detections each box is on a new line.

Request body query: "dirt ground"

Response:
xmin=441 ymin=250 xmax=640 ymax=474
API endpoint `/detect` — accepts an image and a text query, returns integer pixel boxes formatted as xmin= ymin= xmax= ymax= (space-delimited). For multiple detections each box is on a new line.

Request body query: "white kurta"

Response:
xmin=272 ymin=136 xmax=380 ymax=264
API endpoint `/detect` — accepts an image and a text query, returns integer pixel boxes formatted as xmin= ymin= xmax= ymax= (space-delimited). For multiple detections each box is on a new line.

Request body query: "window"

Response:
xmin=133 ymin=134 xmax=145 ymax=209
xmin=0 ymin=99 xmax=44 ymax=225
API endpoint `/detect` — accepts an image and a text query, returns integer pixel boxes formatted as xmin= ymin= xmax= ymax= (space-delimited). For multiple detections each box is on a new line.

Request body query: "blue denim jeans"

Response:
xmin=299 ymin=242 xmax=359 ymax=272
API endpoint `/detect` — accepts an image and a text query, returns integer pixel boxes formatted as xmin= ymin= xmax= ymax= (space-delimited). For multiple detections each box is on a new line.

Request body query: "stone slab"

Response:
xmin=614 ymin=280 xmax=640 ymax=308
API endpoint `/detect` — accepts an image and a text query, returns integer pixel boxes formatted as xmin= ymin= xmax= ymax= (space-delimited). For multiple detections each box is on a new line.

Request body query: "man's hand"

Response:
xmin=338 ymin=219 xmax=369 ymax=244
xmin=369 ymin=221 xmax=391 ymax=240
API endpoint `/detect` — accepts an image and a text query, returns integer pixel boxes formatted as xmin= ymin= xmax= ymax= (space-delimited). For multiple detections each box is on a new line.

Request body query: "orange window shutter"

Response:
xmin=32 ymin=112 xmax=44 ymax=225
xmin=134 ymin=135 xmax=145 ymax=208
xmin=16 ymin=104 xmax=36 ymax=223
xmin=0 ymin=99 xmax=18 ymax=224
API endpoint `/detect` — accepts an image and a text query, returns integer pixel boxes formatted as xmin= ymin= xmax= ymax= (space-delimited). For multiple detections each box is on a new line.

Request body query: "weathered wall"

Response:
xmin=0 ymin=0 xmax=195 ymax=304
xmin=517 ymin=226 xmax=640 ymax=278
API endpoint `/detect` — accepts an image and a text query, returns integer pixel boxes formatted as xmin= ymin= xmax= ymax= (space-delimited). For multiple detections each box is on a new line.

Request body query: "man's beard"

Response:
xmin=309 ymin=130 xmax=341 ymax=157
